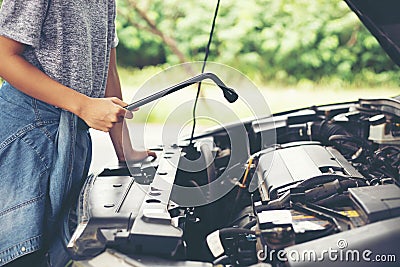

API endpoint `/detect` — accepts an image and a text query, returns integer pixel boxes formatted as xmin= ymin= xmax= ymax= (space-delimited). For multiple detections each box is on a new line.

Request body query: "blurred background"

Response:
xmin=113 ymin=0 xmax=398 ymax=119
xmin=115 ymin=0 xmax=397 ymax=84
xmin=0 ymin=0 xmax=398 ymax=117
xmin=1 ymin=0 xmax=398 ymax=168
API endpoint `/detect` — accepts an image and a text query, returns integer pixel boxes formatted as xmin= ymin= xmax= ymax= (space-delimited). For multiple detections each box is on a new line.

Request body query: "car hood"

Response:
xmin=344 ymin=0 xmax=400 ymax=67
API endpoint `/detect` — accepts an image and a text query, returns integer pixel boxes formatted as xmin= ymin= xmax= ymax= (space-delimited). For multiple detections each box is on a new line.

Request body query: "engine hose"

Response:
xmin=329 ymin=135 xmax=370 ymax=150
xmin=297 ymin=174 xmax=347 ymax=190
xmin=317 ymin=120 xmax=351 ymax=144
xmin=304 ymin=179 xmax=362 ymax=203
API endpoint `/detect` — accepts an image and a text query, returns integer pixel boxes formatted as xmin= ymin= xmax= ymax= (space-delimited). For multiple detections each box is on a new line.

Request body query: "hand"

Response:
xmin=78 ymin=97 xmax=133 ymax=132
xmin=118 ymin=148 xmax=157 ymax=163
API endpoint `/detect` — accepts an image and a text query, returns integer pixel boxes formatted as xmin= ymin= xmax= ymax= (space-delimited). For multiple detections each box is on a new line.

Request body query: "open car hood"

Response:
xmin=344 ymin=0 xmax=400 ymax=66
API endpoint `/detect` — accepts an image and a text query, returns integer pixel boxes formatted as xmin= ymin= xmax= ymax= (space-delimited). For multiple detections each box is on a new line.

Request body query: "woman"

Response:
xmin=0 ymin=0 xmax=155 ymax=266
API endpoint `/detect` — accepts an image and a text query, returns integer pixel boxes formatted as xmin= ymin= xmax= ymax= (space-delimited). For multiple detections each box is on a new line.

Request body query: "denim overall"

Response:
xmin=0 ymin=82 xmax=92 ymax=265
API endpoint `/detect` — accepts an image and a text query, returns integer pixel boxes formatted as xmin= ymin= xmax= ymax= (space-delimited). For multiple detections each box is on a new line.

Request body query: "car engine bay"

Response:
xmin=67 ymin=97 xmax=400 ymax=267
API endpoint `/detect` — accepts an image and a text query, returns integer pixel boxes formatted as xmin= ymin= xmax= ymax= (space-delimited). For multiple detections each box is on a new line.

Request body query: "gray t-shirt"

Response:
xmin=0 ymin=0 xmax=118 ymax=97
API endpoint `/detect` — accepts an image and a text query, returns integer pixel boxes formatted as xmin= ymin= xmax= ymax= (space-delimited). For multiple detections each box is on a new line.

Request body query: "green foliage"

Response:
xmin=0 ymin=0 xmax=397 ymax=87
xmin=116 ymin=0 xmax=399 ymax=86
xmin=116 ymin=1 xmax=167 ymax=67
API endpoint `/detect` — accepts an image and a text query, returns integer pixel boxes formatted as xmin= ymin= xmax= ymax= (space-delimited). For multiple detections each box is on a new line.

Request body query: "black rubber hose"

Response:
xmin=329 ymin=134 xmax=370 ymax=149
xmin=317 ymin=120 xmax=351 ymax=144
xmin=297 ymin=174 xmax=346 ymax=189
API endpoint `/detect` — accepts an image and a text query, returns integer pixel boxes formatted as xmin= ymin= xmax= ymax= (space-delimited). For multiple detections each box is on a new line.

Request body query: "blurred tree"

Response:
xmin=115 ymin=0 xmax=398 ymax=84
xmin=116 ymin=0 xmax=222 ymax=66
xmin=0 ymin=0 xmax=397 ymax=85
xmin=117 ymin=0 xmax=188 ymax=67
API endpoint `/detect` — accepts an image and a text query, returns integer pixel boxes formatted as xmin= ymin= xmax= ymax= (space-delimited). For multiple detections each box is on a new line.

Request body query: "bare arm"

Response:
xmin=106 ymin=48 xmax=156 ymax=162
xmin=0 ymin=36 xmax=128 ymax=132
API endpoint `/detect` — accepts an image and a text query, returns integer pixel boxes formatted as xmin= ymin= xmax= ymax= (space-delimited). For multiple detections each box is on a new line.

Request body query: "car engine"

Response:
xmin=66 ymin=97 xmax=400 ymax=266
